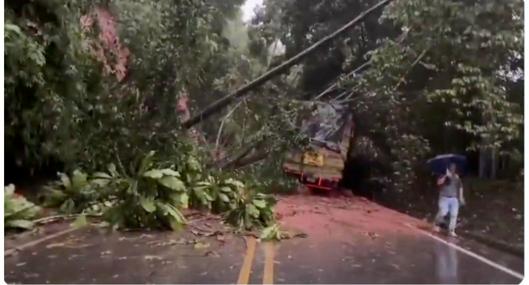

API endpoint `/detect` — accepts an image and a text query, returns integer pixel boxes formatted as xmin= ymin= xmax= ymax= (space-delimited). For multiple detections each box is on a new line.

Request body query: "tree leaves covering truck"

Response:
xmin=282 ymin=102 xmax=354 ymax=191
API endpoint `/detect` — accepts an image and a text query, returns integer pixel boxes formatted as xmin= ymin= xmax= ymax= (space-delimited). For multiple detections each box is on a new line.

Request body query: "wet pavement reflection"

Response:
xmin=434 ymin=240 xmax=459 ymax=284
xmin=270 ymin=234 xmax=522 ymax=284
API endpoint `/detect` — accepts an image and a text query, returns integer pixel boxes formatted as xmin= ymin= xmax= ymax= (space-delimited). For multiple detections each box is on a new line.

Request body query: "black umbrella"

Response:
xmin=426 ymin=154 xmax=467 ymax=176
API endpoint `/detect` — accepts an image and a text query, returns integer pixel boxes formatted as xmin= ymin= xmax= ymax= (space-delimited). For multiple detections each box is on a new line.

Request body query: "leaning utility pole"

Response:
xmin=182 ymin=0 xmax=393 ymax=129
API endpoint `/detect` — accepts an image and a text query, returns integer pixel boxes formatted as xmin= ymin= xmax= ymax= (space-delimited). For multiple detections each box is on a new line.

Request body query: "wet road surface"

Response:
xmin=5 ymin=216 xmax=246 ymax=284
xmin=251 ymin=231 xmax=523 ymax=284
xmin=4 ymin=195 xmax=524 ymax=284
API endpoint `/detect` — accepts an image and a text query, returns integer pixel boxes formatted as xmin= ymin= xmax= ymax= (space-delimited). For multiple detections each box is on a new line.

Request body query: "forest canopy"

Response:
xmin=5 ymin=0 xmax=523 ymax=192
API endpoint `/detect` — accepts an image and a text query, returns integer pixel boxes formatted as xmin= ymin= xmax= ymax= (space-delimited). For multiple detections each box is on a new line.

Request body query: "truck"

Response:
xmin=282 ymin=102 xmax=354 ymax=191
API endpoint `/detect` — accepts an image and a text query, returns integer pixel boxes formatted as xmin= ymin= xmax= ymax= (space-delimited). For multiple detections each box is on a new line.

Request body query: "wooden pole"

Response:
xmin=182 ymin=0 xmax=393 ymax=129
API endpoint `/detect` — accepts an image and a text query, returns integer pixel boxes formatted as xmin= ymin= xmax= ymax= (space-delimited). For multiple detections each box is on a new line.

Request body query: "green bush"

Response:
xmin=39 ymin=151 xmax=277 ymax=231
xmin=226 ymin=191 xmax=276 ymax=230
xmin=40 ymin=170 xmax=101 ymax=214
xmin=94 ymin=152 xmax=189 ymax=230
xmin=187 ymin=172 xmax=277 ymax=229
xmin=5 ymin=185 xmax=41 ymax=230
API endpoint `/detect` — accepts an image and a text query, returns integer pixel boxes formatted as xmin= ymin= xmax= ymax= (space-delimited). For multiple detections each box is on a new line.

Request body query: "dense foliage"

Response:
xmin=39 ymin=169 xmax=100 ymax=214
xmin=5 ymin=185 xmax=41 ymax=230
xmin=38 ymin=152 xmax=276 ymax=230
xmin=5 ymin=0 xmax=247 ymax=174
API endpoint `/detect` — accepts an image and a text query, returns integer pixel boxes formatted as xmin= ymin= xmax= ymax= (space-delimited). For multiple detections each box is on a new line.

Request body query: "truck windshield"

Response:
xmin=301 ymin=103 xmax=348 ymax=151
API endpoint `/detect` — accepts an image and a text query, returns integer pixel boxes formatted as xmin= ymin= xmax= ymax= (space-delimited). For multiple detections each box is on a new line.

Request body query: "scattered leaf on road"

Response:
xmin=71 ymin=215 xmax=88 ymax=229
xmin=144 ymin=255 xmax=163 ymax=261
xmin=194 ymin=242 xmax=210 ymax=249
xmin=46 ymin=242 xmax=66 ymax=249
xmin=205 ymin=250 xmax=220 ymax=258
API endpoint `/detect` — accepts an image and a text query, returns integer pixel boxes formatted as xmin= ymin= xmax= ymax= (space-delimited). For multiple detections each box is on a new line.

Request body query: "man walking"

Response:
xmin=433 ymin=163 xmax=465 ymax=237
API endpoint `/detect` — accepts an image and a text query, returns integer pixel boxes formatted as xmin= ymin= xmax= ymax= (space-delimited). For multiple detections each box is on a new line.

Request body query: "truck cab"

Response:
xmin=282 ymin=103 xmax=354 ymax=191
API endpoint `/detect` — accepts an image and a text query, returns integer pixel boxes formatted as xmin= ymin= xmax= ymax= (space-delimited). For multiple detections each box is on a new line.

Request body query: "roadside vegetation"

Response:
xmin=4 ymin=0 xmax=523 ymax=245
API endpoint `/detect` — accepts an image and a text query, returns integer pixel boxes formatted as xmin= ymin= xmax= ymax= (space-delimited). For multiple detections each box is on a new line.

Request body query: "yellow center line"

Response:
xmin=262 ymin=242 xmax=275 ymax=284
xmin=237 ymin=236 xmax=257 ymax=284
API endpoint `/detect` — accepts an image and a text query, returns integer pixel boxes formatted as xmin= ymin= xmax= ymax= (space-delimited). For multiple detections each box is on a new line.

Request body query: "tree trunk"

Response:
xmin=479 ymin=149 xmax=487 ymax=178
xmin=217 ymin=140 xmax=266 ymax=169
xmin=479 ymin=148 xmax=498 ymax=179
xmin=229 ymin=151 xmax=270 ymax=169
xmin=491 ymin=148 xmax=497 ymax=179
xmin=182 ymin=0 xmax=393 ymax=129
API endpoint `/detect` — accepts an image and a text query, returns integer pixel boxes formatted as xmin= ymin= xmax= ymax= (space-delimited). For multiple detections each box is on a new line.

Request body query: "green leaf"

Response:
xmin=157 ymin=202 xmax=186 ymax=230
xmin=204 ymin=191 xmax=214 ymax=202
xmin=41 ymin=189 xmax=67 ymax=207
xmin=170 ymin=220 xmax=185 ymax=231
xmin=5 ymin=24 xmax=22 ymax=35
xmin=93 ymin=172 xmax=112 ymax=179
xmin=171 ymin=193 xmax=189 ymax=208
xmin=107 ymin=164 xmax=119 ymax=177
xmin=246 ymin=204 xmax=260 ymax=218
xmin=71 ymin=215 xmax=88 ymax=229
xmin=71 ymin=170 xmax=88 ymax=188
xmin=224 ymin=178 xmax=245 ymax=189
xmin=252 ymin=199 xmax=267 ymax=209
xmin=58 ymin=173 xmax=71 ymax=188
xmin=7 ymin=219 xmax=34 ymax=230
xmin=60 ymin=199 xmax=76 ymax=214
xmin=260 ymin=224 xmax=279 ymax=240
xmin=195 ymin=181 xmax=211 ymax=188
xmin=139 ymin=151 xmax=156 ymax=173
xmin=158 ymin=176 xmax=186 ymax=191
xmin=186 ymin=156 xmax=201 ymax=171
xmin=218 ymin=193 xmax=230 ymax=202
xmin=160 ymin=169 xmax=180 ymax=177
xmin=179 ymin=193 xmax=189 ymax=208
xmin=4 ymin=184 xmax=15 ymax=195
xmin=140 ymin=196 xmax=156 ymax=213
xmin=91 ymin=178 xmax=110 ymax=188
xmin=193 ymin=188 xmax=212 ymax=205
xmin=194 ymin=242 xmax=210 ymax=249
xmin=142 ymin=169 xmax=164 ymax=179
xmin=220 ymin=186 xmax=233 ymax=193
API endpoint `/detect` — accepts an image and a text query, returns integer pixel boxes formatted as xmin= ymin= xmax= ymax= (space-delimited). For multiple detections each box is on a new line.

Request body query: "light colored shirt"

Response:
xmin=440 ymin=175 xmax=461 ymax=198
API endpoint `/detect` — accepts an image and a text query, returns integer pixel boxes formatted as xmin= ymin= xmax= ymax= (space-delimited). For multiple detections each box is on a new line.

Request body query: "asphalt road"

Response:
xmin=4 ymin=195 xmax=524 ymax=284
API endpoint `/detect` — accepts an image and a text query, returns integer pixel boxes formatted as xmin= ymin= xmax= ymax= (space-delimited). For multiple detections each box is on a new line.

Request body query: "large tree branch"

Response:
xmin=182 ymin=0 xmax=393 ymax=129
xmin=216 ymin=140 xmax=266 ymax=169
xmin=228 ymin=150 xmax=271 ymax=170
xmin=214 ymin=100 xmax=243 ymax=155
